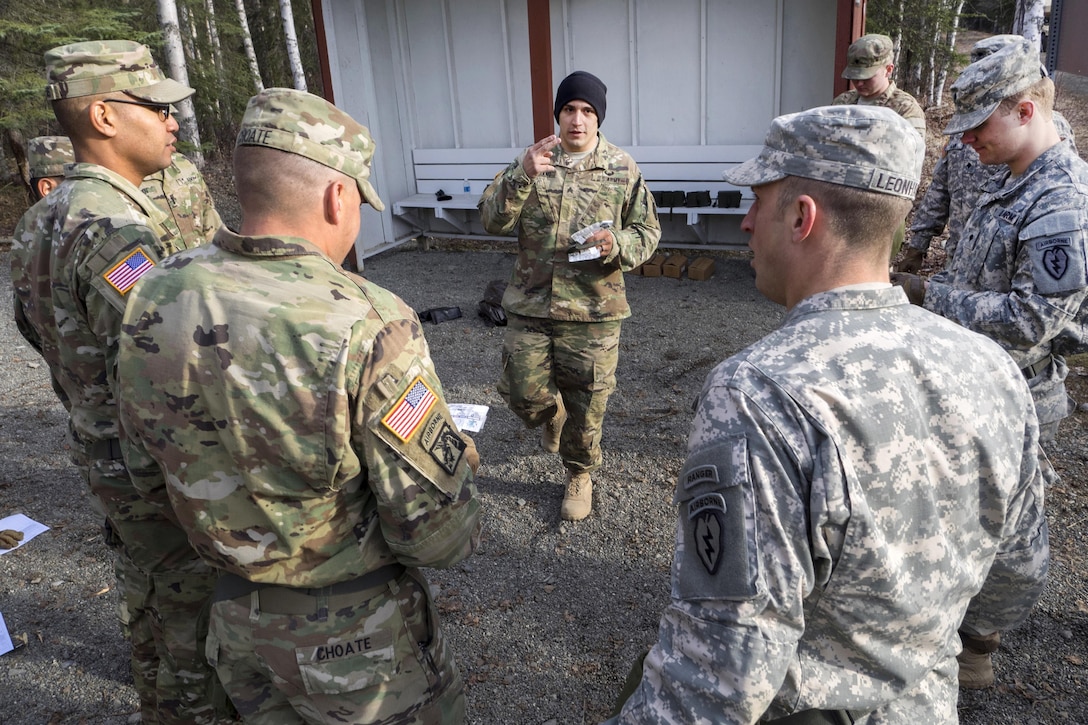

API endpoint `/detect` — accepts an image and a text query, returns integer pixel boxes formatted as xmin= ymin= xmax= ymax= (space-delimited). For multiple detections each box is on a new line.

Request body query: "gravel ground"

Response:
xmin=1 ymin=239 xmax=1086 ymax=724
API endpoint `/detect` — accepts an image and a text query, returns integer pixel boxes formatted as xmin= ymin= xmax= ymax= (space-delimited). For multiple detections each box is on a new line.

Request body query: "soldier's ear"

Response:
xmin=36 ymin=177 xmax=60 ymax=198
xmin=88 ymin=100 xmax=121 ymax=139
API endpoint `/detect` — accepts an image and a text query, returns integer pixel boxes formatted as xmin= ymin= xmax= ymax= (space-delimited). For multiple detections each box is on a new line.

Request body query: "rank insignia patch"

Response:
xmin=382 ymin=376 xmax=437 ymax=442
xmin=426 ymin=419 xmax=466 ymax=474
xmin=103 ymin=248 xmax=155 ymax=295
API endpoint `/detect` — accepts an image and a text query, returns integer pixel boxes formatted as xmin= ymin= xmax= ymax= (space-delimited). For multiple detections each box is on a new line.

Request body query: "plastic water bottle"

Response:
xmin=463 ymin=179 xmax=471 ymax=194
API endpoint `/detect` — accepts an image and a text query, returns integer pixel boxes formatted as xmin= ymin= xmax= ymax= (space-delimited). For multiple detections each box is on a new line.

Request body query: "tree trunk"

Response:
xmin=204 ymin=0 xmax=224 ymax=73
xmin=279 ymin=0 xmax=307 ymax=92
xmin=1014 ymin=0 xmax=1045 ymax=51
xmin=157 ymin=0 xmax=204 ymax=166
xmin=935 ymin=0 xmax=966 ymax=106
xmin=178 ymin=0 xmax=199 ymax=65
xmin=234 ymin=0 xmax=265 ymax=92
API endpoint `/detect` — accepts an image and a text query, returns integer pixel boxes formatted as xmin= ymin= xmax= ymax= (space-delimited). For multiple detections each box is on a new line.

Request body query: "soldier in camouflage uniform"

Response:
xmin=897 ymin=34 xmax=1077 ymax=274
xmin=891 ymin=38 xmax=1087 ymax=690
xmin=117 ymin=87 xmax=483 ymax=724
xmin=7 ymin=41 xmax=229 ymax=724
xmin=892 ymin=38 xmax=1088 ymax=445
xmin=141 ymin=151 xmax=223 ymax=244
xmin=832 ymin=34 xmax=927 ymax=138
xmin=478 ymin=71 xmax=660 ymax=521
xmin=26 ymin=135 xmax=74 ymax=201
xmin=605 ymin=105 xmax=1049 ymax=725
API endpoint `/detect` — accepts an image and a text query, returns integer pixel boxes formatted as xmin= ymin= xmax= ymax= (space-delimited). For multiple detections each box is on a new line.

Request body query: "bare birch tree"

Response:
xmin=1014 ymin=0 xmax=1046 ymax=51
xmin=157 ymin=0 xmax=204 ymax=165
xmin=234 ymin=0 xmax=265 ymax=92
xmin=279 ymin=0 xmax=308 ymax=91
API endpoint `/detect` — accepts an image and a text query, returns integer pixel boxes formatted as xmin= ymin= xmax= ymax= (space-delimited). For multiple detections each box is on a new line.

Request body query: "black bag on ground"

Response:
xmin=478 ymin=279 xmax=508 ymax=326
xmin=418 ymin=306 xmax=462 ymax=324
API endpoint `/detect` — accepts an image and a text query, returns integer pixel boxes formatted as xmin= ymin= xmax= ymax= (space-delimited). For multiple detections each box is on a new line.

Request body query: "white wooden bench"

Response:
xmin=392 ymin=145 xmax=761 ymax=247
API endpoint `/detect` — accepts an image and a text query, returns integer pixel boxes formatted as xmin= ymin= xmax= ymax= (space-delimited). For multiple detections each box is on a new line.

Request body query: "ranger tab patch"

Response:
xmin=103 ymin=247 xmax=155 ymax=295
xmin=382 ymin=376 xmax=437 ymax=442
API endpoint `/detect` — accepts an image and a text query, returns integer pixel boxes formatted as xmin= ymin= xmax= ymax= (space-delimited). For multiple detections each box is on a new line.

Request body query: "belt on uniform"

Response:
xmin=1021 ymin=354 xmax=1052 ymax=380
xmin=212 ymin=564 xmax=406 ymax=615
xmin=85 ymin=438 xmax=123 ymax=461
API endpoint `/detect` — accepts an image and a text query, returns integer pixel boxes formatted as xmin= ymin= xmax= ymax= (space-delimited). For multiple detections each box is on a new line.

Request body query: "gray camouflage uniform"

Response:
xmin=608 ymin=287 xmax=1048 ymax=724
xmin=905 ymin=112 xmax=1076 ymax=267
xmin=118 ymin=87 xmax=481 ymax=724
xmin=8 ymin=41 xmax=227 ymax=724
xmin=478 ymin=133 xmax=660 ymax=472
xmin=924 ymin=139 xmax=1088 ymax=435
xmin=922 ymin=40 xmax=1088 ymax=441
xmin=607 ymin=105 xmax=1048 ymax=725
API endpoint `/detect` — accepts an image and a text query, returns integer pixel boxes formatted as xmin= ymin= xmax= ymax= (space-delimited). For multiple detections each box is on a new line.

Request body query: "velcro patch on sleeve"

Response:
xmin=1023 ymin=209 xmax=1088 ymax=294
xmin=673 ymin=437 xmax=760 ymax=601
xmin=103 ymin=247 xmax=156 ymax=296
xmin=381 ymin=375 xmax=437 ymax=442
xmin=420 ymin=414 xmax=466 ymax=475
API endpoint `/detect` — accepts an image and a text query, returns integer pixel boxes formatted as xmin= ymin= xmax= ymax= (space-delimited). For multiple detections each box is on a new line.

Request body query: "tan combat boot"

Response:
xmin=957 ymin=630 xmax=999 ymax=689
xmin=542 ymin=396 xmax=566 ymax=454
xmin=957 ymin=649 xmax=995 ymax=689
xmin=561 ymin=471 xmax=592 ymax=521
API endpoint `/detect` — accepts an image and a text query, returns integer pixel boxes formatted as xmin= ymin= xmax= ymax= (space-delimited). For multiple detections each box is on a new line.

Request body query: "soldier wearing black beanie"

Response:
xmin=479 ymin=67 xmax=660 ymax=525
xmin=553 ymin=71 xmax=607 ymax=127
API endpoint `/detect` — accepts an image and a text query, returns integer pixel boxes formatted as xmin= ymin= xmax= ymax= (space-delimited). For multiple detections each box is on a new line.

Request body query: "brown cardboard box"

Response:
xmin=640 ymin=252 xmax=668 ymax=277
xmin=687 ymin=256 xmax=716 ymax=281
xmin=662 ymin=254 xmax=689 ymax=279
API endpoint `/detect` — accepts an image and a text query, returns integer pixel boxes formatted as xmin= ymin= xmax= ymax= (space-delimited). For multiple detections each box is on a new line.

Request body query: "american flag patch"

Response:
xmin=382 ymin=376 xmax=437 ymax=442
xmin=103 ymin=248 xmax=155 ymax=295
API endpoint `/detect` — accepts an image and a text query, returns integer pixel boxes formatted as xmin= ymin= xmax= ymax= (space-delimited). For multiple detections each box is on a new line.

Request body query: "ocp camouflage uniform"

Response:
xmin=10 ymin=160 xmax=226 ymax=724
xmin=924 ymin=138 xmax=1088 ymax=440
xmin=118 ymin=226 xmax=482 ymax=723
xmin=905 ymin=111 xmax=1076 ymax=266
xmin=8 ymin=39 xmax=229 ymax=724
xmin=478 ymin=133 xmax=660 ymax=472
xmin=141 ymin=152 xmax=223 ymax=244
xmin=832 ymin=81 xmax=927 ymax=137
xmin=607 ymin=286 xmax=1049 ymax=724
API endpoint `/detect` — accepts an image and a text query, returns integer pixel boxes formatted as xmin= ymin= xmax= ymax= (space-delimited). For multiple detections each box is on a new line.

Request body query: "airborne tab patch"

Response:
xmin=103 ymin=247 xmax=155 ymax=295
xmin=381 ymin=376 xmax=437 ymax=442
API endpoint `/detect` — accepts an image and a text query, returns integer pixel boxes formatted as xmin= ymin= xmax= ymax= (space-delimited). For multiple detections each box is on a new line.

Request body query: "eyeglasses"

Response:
xmin=104 ymin=98 xmax=172 ymax=122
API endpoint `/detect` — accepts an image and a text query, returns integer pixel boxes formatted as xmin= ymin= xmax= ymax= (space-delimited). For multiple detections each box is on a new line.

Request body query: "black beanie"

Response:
xmin=553 ymin=71 xmax=607 ymax=126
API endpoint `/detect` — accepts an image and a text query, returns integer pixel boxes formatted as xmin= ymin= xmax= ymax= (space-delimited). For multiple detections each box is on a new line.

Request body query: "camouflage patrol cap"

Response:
xmin=28 ymin=136 xmax=74 ymax=179
xmin=944 ymin=37 xmax=1044 ymax=135
xmin=842 ymin=34 xmax=894 ymax=80
xmin=236 ymin=88 xmax=385 ymax=212
xmin=44 ymin=40 xmax=194 ymax=103
xmin=970 ymin=34 xmax=1025 ymax=63
xmin=723 ymin=105 xmax=922 ymax=200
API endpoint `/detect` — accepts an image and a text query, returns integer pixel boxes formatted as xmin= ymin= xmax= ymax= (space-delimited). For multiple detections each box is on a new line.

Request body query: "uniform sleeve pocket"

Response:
xmin=672 ymin=438 xmax=761 ymax=601
xmin=1022 ymin=209 xmax=1088 ymax=295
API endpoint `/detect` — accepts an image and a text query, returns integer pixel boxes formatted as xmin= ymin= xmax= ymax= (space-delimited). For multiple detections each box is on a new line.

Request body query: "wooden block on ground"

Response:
xmin=663 ymin=254 xmax=689 ymax=279
xmin=641 ymin=252 xmax=668 ymax=277
xmin=688 ymin=256 xmax=716 ymax=281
